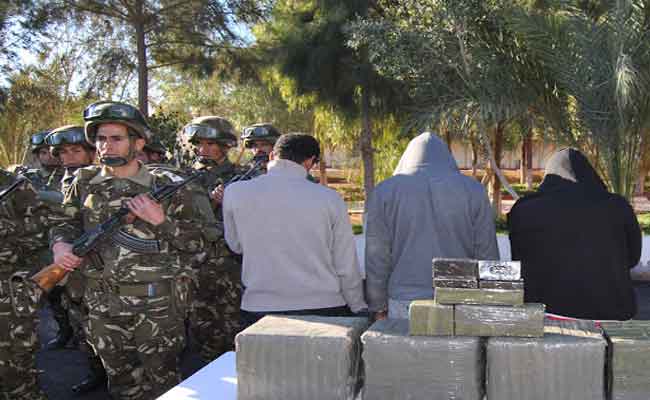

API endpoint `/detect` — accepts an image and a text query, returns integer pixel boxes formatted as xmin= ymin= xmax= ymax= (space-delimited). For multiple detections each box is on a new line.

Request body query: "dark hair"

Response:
xmin=273 ymin=133 xmax=320 ymax=164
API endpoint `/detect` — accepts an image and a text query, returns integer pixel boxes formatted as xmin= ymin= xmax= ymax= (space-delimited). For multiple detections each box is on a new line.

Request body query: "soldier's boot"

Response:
xmin=71 ymin=353 xmax=106 ymax=395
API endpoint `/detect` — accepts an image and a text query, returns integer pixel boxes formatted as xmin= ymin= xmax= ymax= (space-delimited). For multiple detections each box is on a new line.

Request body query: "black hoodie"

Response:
xmin=508 ymin=148 xmax=641 ymax=320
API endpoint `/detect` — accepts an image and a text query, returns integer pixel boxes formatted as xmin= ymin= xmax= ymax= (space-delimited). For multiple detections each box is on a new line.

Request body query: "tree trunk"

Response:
xmin=444 ymin=127 xmax=452 ymax=151
xmin=471 ymin=138 xmax=479 ymax=178
xmin=520 ymin=138 xmax=526 ymax=185
xmin=492 ymin=122 xmax=504 ymax=217
xmin=319 ymin=145 xmax=328 ymax=187
xmin=525 ymin=134 xmax=533 ymax=190
xmin=635 ymin=130 xmax=650 ymax=195
xmin=134 ymin=0 xmax=148 ymax=116
xmin=360 ymin=83 xmax=375 ymax=199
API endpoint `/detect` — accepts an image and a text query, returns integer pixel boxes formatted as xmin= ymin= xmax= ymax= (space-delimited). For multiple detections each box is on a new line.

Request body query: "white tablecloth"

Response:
xmin=158 ymin=352 xmax=237 ymax=400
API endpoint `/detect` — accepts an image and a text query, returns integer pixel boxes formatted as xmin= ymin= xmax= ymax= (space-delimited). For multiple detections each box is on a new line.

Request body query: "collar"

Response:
xmin=267 ymin=159 xmax=307 ymax=179
xmin=89 ymin=162 xmax=154 ymax=187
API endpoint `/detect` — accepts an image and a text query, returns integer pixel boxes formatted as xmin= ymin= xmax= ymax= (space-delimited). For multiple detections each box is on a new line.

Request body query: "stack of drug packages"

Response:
xmin=410 ymin=258 xmax=543 ymax=337
xmin=393 ymin=258 xmax=608 ymax=400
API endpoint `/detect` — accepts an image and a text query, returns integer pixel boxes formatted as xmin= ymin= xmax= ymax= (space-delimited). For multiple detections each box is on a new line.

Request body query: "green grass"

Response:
xmin=352 ymin=224 xmax=363 ymax=235
xmin=637 ymin=213 xmax=650 ymax=234
xmin=501 ymin=183 xmax=539 ymax=197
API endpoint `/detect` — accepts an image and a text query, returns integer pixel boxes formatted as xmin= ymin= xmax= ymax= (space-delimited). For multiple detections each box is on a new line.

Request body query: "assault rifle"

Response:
xmin=32 ymin=170 xmax=205 ymax=292
xmin=0 ymin=176 xmax=28 ymax=202
xmin=224 ymin=153 xmax=268 ymax=186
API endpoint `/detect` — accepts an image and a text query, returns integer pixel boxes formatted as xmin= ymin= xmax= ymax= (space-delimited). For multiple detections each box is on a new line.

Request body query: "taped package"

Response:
xmin=478 ymin=260 xmax=521 ymax=281
xmin=435 ymin=287 xmax=524 ymax=306
xmin=432 ymin=258 xmax=478 ymax=288
xmin=479 ymin=280 xmax=525 ymax=290
xmin=236 ymin=315 xmax=370 ymax=400
xmin=601 ymin=320 xmax=650 ymax=400
xmin=409 ymin=300 xmax=454 ymax=336
xmin=487 ymin=319 xmax=606 ymax=400
xmin=362 ymin=319 xmax=485 ymax=400
xmin=455 ymin=303 xmax=545 ymax=337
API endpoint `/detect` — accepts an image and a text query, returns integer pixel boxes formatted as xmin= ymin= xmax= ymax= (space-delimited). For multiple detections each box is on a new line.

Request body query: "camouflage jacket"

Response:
xmin=0 ymin=170 xmax=59 ymax=279
xmin=50 ymin=163 xmax=219 ymax=284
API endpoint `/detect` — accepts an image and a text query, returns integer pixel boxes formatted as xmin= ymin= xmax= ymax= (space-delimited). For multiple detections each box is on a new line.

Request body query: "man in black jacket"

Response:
xmin=508 ymin=148 xmax=641 ymax=320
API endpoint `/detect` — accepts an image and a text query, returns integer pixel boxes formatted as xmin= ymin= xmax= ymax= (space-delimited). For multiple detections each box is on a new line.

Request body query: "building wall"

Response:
xmin=450 ymin=140 xmax=558 ymax=170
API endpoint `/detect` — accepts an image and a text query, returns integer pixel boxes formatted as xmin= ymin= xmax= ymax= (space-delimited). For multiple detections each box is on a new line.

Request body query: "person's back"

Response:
xmin=508 ymin=148 xmax=641 ymax=320
xmin=224 ymin=134 xmax=366 ymax=328
xmin=365 ymin=132 xmax=499 ymax=317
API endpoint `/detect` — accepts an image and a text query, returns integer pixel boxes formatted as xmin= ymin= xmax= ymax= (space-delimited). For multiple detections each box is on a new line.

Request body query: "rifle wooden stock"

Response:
xmin=31 ymin=263 xmax=70 ymax=292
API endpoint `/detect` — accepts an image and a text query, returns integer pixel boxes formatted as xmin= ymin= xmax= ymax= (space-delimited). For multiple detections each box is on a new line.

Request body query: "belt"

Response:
xmin=86 ymin=279 xmax=171 ymax=297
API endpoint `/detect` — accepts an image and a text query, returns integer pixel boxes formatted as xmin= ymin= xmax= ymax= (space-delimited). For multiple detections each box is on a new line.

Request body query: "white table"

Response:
xmin=158 ymin=351 xmax=237 ymax=400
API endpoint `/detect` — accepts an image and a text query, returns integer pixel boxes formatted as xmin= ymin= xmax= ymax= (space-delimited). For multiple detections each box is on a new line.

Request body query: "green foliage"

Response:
xmin=147 ymin=110 xmax=185 ymax=153
xmin=636 ymin=213 xmax=650 ymax=235
xmin=0 ymin=61 xmax=91 ymax=167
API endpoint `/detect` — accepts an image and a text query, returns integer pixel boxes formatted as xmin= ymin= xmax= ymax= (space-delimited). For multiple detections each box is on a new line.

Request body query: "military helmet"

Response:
xmin=241 ymin=123 xmax=281 ymax=148
xmin=144 ymin=139 xmax=167 ymax=155
xmin=182 ymin=116 xmax=238 ymax=147
xmin=46 ymin=125 xmax=95 ymax=157
xmin=30 ymin=130 xmax=52 ymax=153
xmin=83 ymin=101 xmax=153 ymax=144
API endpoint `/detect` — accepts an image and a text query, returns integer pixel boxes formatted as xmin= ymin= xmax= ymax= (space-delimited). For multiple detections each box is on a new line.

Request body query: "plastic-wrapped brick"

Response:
xmin=236 ymin=315 xmax=370 ymax=400
xmin=487 ymin=319 xmax=606 ymax=400
xmin=479 ymin=280 xmax=524 ymax=290
xmin=601 ymin=321 xmax=650 ymax=400
xmin=435 ymin=287 xmax=524 ymax=306
xmin=409 ymin=300 xmax=454 ymax=336
xmin=478 ymin=260 xmax=521 ymax=281
xmin=434 ymin=277 xmax=478 ymax=289
xmin=361 ymin=319 xmax=485 ymax=400
xmin=455 ymin=303 xmax=545 ymax=337
xmin=432 ymin=258 xmax=477 ymax=280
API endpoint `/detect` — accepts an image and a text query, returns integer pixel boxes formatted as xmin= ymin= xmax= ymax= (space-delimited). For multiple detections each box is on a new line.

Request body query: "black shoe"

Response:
xmin=45 ymin=329 xmax=73 ymax=350
xmin=71 ymin=372 xmax=107 ymax=395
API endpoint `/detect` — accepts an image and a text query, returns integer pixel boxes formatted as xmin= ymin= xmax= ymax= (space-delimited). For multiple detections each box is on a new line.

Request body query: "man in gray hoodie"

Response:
xmin=365 ymin=132 xmax=499 ymax=319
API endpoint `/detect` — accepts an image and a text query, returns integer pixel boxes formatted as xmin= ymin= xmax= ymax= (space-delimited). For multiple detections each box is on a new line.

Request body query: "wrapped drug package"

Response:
xmin=236 ymin=316 xmax=370 ymax=400
xmin=409 ymin=300 xmax=454 ymax=336
xmin=601 ymin=320 xmax=650 ymax=400
xmin=362 ymin=319 xmax=485 ymax=400
xmin=455 ymin=303 xmax=545 ymax=337
xmin=478 ymin=260 xmax=521 ymax=281
xmin=432 ymin=258 xmax=478 ymax=288
xmin=487 ymin=319 xmax=606 ymax=400
xmin=435 ymin=287 xmax=524 ymax=306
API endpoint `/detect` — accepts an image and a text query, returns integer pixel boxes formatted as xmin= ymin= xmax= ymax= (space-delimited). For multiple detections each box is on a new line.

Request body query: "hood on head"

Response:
xmin=393 ymin=132 xmax=458 ymax=176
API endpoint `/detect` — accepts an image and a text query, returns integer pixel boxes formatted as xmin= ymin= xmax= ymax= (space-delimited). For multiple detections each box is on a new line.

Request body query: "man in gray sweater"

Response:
xmin=223 ymin=134 xmax=367 ymax=329
xmin=365 ymin=132 xmax=499 ymax=320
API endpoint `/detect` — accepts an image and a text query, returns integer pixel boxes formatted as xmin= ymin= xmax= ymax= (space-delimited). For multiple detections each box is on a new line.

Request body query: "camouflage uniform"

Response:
xmin=0 ymin=169 xmax=53 ymax=399
xmin=188 ymin=157 xmax=244 ymax=362
xmin=51 ymin=163 xmax=218 ymax=399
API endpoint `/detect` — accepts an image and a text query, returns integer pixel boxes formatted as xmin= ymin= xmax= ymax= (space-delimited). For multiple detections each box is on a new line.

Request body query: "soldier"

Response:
xmin=0 ymin=169 xmax=52 ymax=399
xmin=50 ymin=101 xmax=218 ymax=399
xmin=240 ymin=123 xmax=281 ymax=175
xmin=43 ymin=126 xmax=108 ymax=394
xmin=143 ymin=138 xmax=168 ymax=164
xmin=181 ymin=116 xmax=244 ymax=362
xmin=14 ymin=130 xmax=62 ymax=188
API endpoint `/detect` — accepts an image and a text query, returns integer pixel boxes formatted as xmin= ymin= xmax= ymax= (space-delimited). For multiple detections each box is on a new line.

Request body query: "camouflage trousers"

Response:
xmin=190 ymin=266 xmax=242 ymax=362
xmin=0 ymin=294 xmax=46 ymax=399
xmin=85 ymin=286 xmax=184 ymax=400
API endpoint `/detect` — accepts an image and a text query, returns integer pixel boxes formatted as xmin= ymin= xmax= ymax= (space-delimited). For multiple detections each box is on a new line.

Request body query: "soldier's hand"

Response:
xmin=126 ymin=194 xmax=166 ymax=226
xmin=52 ymin=241 xmax=83 ymax=271
xmin=210 ymin=185 xmax=225 ymax=205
